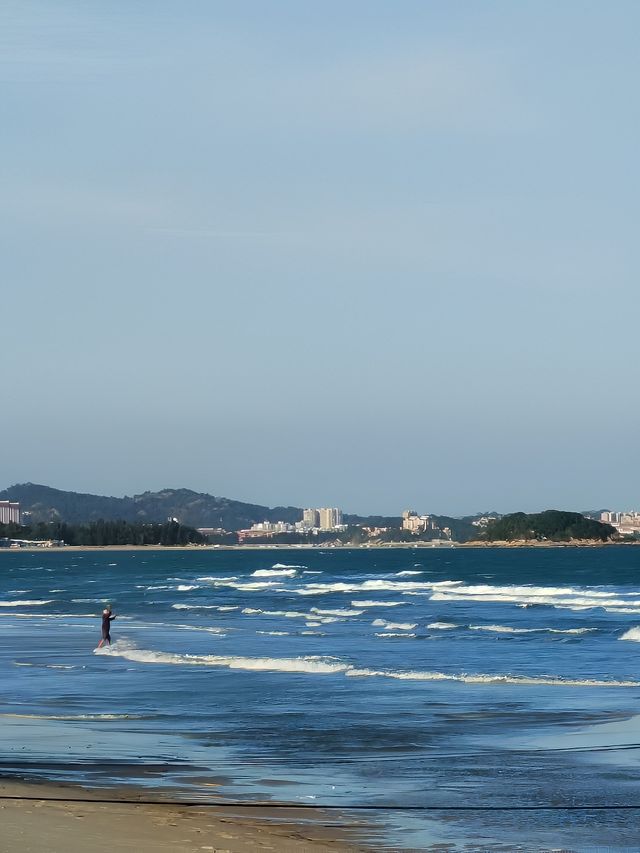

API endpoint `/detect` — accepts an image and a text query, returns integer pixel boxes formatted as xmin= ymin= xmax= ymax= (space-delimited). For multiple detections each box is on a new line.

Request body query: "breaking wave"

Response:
xmin=428 ymin=582 xmax=640 ymax=612
xmin=95 ymin=641 xmax=347 ymax=674
xmin=252 ymin=568 xmax=298 ymax=577
xmin=297 ymin=579 xmax=461 ymax=596
xmin=93 ymin=642 xmax=640 ymax=687
xmin=0 ymin=600 xmax=53 ymax=607
xmin=291 ymin=577 xmax=640 ymax=615
xmin=372 ymin=619 xmax=417 ymax=631
xmin=241 ymin=608 xmax=311 ymax=619
xmin=469 ymin=624 xmax=596 ymax=635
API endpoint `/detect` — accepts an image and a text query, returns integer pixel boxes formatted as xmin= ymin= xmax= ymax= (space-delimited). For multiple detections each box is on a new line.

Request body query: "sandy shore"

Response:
xmin=0 ymin=779 xmax=372 ymax=853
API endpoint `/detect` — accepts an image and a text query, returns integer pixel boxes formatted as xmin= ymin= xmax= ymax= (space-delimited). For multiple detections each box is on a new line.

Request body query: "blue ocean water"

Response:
xmin=2 ymin=546 xmax=640 ymax=850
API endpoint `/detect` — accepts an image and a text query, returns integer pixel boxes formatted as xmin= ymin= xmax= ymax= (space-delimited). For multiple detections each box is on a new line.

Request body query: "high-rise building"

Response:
xmin=303 ymin=508 xmax=319 ymax=528
xmin=402 ymin=510 xmax=433 ymax=534
xmin=0 ymin=501 xmax=20 ymax=525
xmin=318 ymin=507 xmax=343 ymax=531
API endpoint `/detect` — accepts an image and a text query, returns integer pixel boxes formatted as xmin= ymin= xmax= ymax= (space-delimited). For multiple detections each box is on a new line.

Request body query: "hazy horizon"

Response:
xmin=3 ymin=2 xmax=639 ymax=516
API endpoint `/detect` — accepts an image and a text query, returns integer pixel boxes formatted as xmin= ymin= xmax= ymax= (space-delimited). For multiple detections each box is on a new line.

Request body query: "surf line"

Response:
xmin=93 ymin=644 xmax=640 ymax=687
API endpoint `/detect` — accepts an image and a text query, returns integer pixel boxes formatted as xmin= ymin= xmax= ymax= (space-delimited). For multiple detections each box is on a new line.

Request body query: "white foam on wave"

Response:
xmin=428 ymin=582 xmax=640 ymax=612
xmin=620 ymin=628 xmax=640 ymax=642
xmin=93 ymin=641 xmax=640 ymax=687
xmin=172 ymin=604 xmax=218 ymax=610
xmin=396 ymin=571 xmax=424 ymax=577
xmin=256 ymin=631 xmax=290 ymax=636
xmin=352 ymin=600 xmax=405 ymax=608
xmin=297 ymin=579 xmax=461 ymax=596
xmin=345 ymin=669 xmax=640 ymax=687
xmin=272 ymin=563 xmax=306 ymax=569
xmin=469 ymin=624 xmax=596 ymax=636
xmin=95 ymin=641 xmax=348 ymax=674
xmin=72 ymin=598 xmax=110 ymax=603
xmin=252 ymin=568 xmax=298 ymax=577
xmin=197 ymin=576 xmax=238 ymax=583
xmin=297 ymin=582 xmax=356 ymax=596
xmin=310 ymin=608 xmax=363 ymax=617
xmin=176 ymin=584 xmax=199 ymax=591
xmin=372 ymin=619 xmax=417 ymax=630
xmin=427 ymin=622 xmax=459 ymax=630
xmin=241 ymin=608 xmax=311 ymax=619
xmin=0 ymin=600 xmax=53 ymax=607
xmin=295 ymin=575 xmax=640 ymax=615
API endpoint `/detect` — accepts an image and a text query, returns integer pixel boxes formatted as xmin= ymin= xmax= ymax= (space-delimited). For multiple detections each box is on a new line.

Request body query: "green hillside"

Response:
xmin=482 ymin=510 xmax=616 ymax=542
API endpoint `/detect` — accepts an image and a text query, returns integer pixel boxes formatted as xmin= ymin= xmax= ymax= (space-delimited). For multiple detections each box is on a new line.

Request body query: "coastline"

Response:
xmin=0 ymin=540 xmax=635 ymax=552
xmin=0 ymin=778 xmax=371 ymax=853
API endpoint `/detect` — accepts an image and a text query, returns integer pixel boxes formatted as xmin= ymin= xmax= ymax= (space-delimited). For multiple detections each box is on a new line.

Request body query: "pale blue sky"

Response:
xmin=2 ymin=1 xmax=638 ymax=515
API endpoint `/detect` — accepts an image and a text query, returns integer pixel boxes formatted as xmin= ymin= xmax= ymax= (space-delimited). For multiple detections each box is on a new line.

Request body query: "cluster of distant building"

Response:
xmin=600 ymin=511 xmax=640 ymax=536
xmin=0 ymin=500 xmax=64 ymax=548
xmin=401 ymin=510 xmax=452 ymax=540
xmin=15 ymin=496 xmax=636 ymax=546
xmin=237 ymin=508 xmax=345 ymax=543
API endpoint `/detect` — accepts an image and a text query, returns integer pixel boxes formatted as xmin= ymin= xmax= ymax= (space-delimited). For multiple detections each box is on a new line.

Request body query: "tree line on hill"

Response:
xmin=0 ymin=520 xmax=205 ymax=547
xmin=481 ymin=511 xmax=615 ymax=542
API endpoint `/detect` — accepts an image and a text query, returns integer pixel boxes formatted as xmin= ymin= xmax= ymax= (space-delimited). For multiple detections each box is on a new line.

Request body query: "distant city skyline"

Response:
xmin=3 ymin=2 xmax=639 ymax=515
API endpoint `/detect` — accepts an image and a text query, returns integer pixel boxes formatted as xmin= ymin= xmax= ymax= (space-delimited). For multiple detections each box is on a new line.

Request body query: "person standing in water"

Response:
xmin=98 ymin=605 xmax=116 ymax=648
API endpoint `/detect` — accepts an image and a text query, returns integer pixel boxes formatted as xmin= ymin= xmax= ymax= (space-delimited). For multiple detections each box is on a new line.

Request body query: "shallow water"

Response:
xmin=2 ymin=546 xmax=640 ymax=849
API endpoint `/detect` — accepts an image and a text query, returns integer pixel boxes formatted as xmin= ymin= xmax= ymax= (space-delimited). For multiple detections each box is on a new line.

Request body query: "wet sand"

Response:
xmin=0 ymin=779 xmax=371 ymax=853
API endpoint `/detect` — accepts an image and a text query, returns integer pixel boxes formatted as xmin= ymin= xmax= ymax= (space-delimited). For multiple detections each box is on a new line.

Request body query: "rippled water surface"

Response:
xmin=2 ymin=546 xmax=640 ymax=850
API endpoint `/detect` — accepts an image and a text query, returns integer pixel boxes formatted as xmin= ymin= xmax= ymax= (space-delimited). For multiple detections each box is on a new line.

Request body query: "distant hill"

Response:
xmin=0 ymin=483 xmax=303 ymax=531
xmin=481 ymin=510 xmax=616 ymax=542
xmin=5 ymin=485 xmax=609 ymax=544
xmin=0 ymin=482 xmax=410 ymax=533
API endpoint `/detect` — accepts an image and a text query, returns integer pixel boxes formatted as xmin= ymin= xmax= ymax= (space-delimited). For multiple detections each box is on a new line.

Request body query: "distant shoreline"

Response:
xmin=0 ymin=540 xmax=635 ymax=552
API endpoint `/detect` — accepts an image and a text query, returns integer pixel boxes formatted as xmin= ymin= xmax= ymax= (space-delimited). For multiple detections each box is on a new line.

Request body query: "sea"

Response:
xmin=2 ymin=545 xmax=640 ymax=851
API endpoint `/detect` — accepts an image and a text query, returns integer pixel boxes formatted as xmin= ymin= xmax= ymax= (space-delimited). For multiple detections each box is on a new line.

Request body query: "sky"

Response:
xmin=2 ymin=1 xmax=639 ymax=516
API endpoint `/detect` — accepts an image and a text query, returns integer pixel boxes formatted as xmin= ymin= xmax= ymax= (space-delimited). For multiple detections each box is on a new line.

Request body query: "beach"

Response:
xmin=0 ymin=779 xmax=368 ymax=853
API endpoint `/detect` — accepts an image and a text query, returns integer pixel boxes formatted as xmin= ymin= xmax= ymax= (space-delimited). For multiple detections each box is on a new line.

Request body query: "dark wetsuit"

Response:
xmin=101 ymin=612 xmax=114 ymax=642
